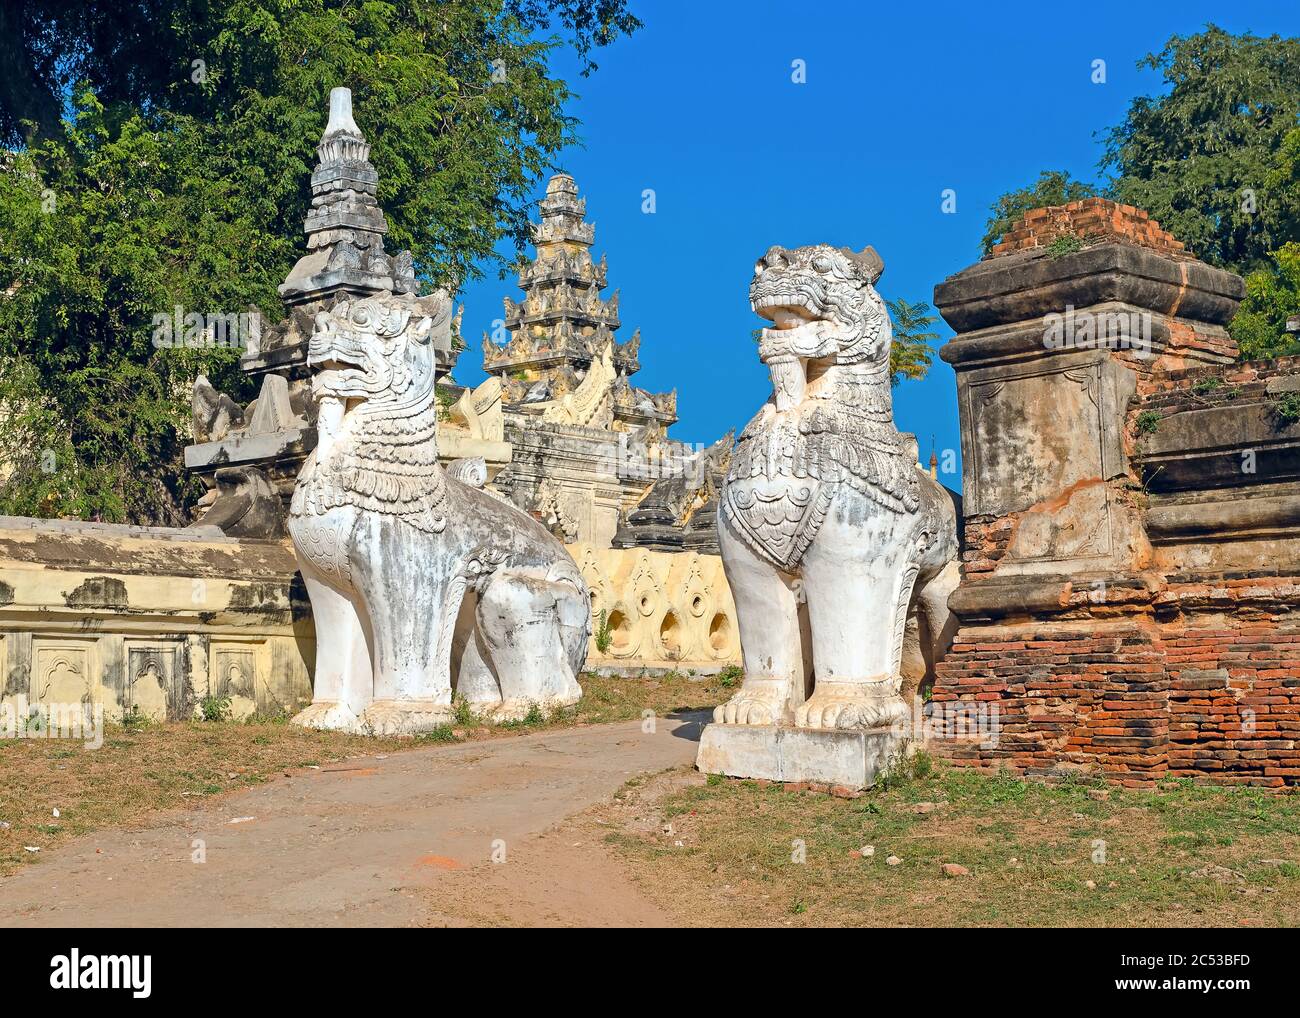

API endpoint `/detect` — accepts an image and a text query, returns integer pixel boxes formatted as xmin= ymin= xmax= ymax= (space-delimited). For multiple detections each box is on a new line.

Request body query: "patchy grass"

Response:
xmin=0 ymin=720 xmax=415 ymax=877
xmin=603 ymin=760 xmax=1300 ymax=927
xmin=558 ymin=670 xmax=729 ymax=727
xmin=440 ymin=670 xmax=727 ymax=733
xmin=0 ymin=670 xmax=727 ymax=877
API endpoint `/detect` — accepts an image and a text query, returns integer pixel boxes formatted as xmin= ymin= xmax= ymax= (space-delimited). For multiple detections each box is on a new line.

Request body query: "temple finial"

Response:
xmin=324 ymin=87 xmax=362 ymax=138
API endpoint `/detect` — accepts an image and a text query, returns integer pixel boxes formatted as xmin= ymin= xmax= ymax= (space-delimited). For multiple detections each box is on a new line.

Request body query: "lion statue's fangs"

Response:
xmin=288 ymin=290 xmax=589 ymax=736
xmin=714 ymin=244 xmax=961 ymax=731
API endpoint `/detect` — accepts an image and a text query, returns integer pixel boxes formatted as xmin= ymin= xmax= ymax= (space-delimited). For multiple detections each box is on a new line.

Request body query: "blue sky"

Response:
xmin=457 ymin=0 xmax=1300 ymax=480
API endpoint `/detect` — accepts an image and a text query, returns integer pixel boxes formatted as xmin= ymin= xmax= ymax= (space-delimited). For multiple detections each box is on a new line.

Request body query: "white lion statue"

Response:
xmin=713 ymin=244 xmax=960 ymax=732
xmin=288 ymin=290 xmax=589 ymax=735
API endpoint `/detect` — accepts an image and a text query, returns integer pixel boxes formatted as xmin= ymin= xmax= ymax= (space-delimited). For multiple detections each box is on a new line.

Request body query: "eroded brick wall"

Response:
xmin=931 ymin=597 xmax=1300 ymax=788
xmin=1138 ymin=354 xmax=1300 ymax=404
xmin=987 ymin=198 xmax=1190 ymax=260
xmin=932 ymin=624 xmax=1169 ymax=788
xmin=1164 ymin=588 xmax=1300 ymax=785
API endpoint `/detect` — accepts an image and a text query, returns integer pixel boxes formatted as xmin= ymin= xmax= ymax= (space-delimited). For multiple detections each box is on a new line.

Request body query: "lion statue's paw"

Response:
xmin=484 ymin=698 xmax=546 ymax=723
xmin=481 ymin=691 xmax=580 ymax=723
xmin=359 ymin=700 xmax=454 ymax=737
xmin=290 ymin=700 xmax=361 ymax=733
xmin=713 ymin=678 xmax=792 ymax=726
xmin=796 ymin=684 xmax=908 ymax=731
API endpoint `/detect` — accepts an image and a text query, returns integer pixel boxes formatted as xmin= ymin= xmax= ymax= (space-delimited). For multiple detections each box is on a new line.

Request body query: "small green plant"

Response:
xmin=595 ymin=610 xmax=613 ymax=654
xmin=716 ymin=664 xmax=743 ymax=688
xmin=1188 ymin=377 xmax=1242 ymax=401
xmin=435 ymin=387 xmax=458 ymax=422
xmin=199 ymin=695 xmax=232 ymax=722
xmin=706 ymin=772 xmax=726 ymax=786
xmin=420 ymin=724 xmax=461 ymax=744
xmin=452 ymin=694 xmax=476 ymax=728
xmin=789 ymin=898 xmax=808 ymax=915
xmin=875 ymin=747 xmax=935 ymax=792
xmin=1135 ymin=410 xmax=1161 ymax=435
xmin=1137 ymin=463 xmax=1165 ymax=498
xmin=499 ymin=701 xmax=548 ymax=729
xmin=119 ymin=704 xmax=153 ymax=732
xmin=1275 ymin=391 xmax=1300 ymax=424
xmin=1046 ymin=233 xmax=1085 ymax=258
xmin=909 ymin=749 xmax=935 ymax=780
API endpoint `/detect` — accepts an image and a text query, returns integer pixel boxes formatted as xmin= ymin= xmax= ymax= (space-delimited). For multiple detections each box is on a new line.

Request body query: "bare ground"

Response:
xmin=0 ymin=670 xmax=731 ymax=877
xmin=0 ymin=712 xmax=708 ymax=927
xmin=8 ymin=688 xmax=1297 ymax=927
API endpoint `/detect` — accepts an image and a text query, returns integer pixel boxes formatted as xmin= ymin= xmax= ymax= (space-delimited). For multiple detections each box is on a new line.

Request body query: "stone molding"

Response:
xmin=0 ymin=522 xmax=312 ymax=723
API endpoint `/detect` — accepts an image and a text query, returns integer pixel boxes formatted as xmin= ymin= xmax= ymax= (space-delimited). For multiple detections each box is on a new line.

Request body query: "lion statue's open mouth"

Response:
xmin=307 ymin=295 xmax=439 ymax=405
xmin=746 ymin=244 xmax=891 ymax=408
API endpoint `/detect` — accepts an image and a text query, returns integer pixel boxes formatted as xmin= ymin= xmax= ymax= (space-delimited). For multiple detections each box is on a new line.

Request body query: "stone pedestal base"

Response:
xmin=696 ymin=723 xmax=906 ymax=791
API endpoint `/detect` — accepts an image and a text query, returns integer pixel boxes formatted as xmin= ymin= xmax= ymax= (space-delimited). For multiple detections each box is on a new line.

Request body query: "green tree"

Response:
xmin=981 ymin=170 xmax=1099 ymax=254
xmin=983 ymin=29 xmax=1300 ymax=363
xmin=0 ymin=96 xmax=285 ymax=522
xmin=1103 ymin=25 xmax=1300 ymax=274
xmin=1265 ymin=125 xmax=1300 ymax=254
xmin=886 ymin=298 xmax=939 ymax=386
xmin=0 ymin=0 xmax=638 ymax=523
xmin=1229 ymin=242 xmax=1300 ymax=360
xmin=1229 ymin=127 xmax=1300 ymax=357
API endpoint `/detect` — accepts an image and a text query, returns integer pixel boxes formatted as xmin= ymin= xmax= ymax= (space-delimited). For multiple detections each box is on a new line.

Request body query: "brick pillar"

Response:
xmin=929 ymin=200 xmax=1245 ymax=785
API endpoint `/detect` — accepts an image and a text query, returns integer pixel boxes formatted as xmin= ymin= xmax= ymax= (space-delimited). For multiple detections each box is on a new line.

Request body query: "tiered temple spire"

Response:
xmin=186 ymin=87 xmax=454 ymax=539
xmin=279 ymin=87 xmax=418 ymax=304
xmin=482 ymin=173 xmax=676 ymax=432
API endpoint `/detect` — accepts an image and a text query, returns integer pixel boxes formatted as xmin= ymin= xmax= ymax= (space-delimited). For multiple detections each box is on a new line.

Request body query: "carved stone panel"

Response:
xmin=1003 ymin=478 xmax=1115 ymax=564
xmin=31 ymin=640 xmax=95 ymax=708
xmin=959 ymin=350 xmax=1133 ymax=519
xmin=126 ymin=643 xmax=183 ymax=721
xmin=210 ymin=642 xmax=261 ymax=718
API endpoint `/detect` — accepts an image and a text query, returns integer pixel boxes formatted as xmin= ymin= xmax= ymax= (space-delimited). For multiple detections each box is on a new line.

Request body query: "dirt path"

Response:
xmin=0 ymin=712 xmax=707 ymax=927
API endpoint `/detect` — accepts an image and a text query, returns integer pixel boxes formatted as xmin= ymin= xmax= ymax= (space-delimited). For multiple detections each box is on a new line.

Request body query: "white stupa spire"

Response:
xmin=324 ymin=87 xmax=362 ymax=138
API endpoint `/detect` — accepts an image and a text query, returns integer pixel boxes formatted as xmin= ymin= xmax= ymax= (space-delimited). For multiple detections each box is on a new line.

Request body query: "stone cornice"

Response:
xmin=936 ymin=242 xmax=1244 ymax=341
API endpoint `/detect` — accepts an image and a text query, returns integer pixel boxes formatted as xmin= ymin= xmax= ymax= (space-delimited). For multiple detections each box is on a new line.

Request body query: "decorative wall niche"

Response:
xmin=209 ymin=640 xmax=267 ymax=718
xmin=125 ymin=642 xmax=184 ymax=721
